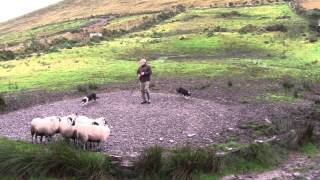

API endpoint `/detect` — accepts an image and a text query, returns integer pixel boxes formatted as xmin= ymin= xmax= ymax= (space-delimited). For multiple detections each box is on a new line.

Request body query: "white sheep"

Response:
xmin=30 ymin=116 xmax=61 ymax=143
xmin=58 ymin=114 xmax=78 ymax=143
xmin=76 ymin=116 xmax=107 ymax=126
xmin=74 ymin=123 xmax=110 ymax=150
xmin=30 ymin=113 xmax=77 ymax=144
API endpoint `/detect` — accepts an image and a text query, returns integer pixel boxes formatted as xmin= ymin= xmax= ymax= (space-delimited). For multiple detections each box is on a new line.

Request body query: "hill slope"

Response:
xmin=0 ymin=0 xmax=277 ymax=35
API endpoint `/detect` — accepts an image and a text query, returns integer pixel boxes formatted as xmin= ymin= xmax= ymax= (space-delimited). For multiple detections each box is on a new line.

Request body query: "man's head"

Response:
xmin=139 ymin=58 xmax=147 ymax=66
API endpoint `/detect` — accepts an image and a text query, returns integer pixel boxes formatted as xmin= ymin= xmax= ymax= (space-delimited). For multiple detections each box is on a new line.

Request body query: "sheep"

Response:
xmin=76 ymin=116 xmax=107 ymax=126
xmin=30 ymin=113 xmax=77 ymax=144
xmin=74 ymin=122 xmax=110 ymax=150
xmin=58 ymin=114 xmax=78 ymax=143
xmin=30 ymin=116 xmax=61 ymax=143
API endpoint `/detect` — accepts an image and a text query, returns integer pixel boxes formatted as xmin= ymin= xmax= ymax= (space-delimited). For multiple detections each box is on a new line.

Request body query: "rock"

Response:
xmin=168 ymin=139 xmax=175 ymax=143
xmin=110 ymin=155 xmax=122 ymax=161
xmin=187 ymin=133 xmax=196 ymax=138
xmin=121 ymin=160 xmax=134 ymax=168
xmin=254 ymin=139 xmax=264 ymax=143
xmin=129 ymin=152 xmax=139 ymax=158
xmin=226 ymin=147 xmax=234 ymax=151
xmin=265 ymin=118 xmax=272 ymax=124
xmin=227 ymin=127 xmax=235 ymax=131
xmin=216 ymin=151 xmax=226 ymax=157
xmin=292 ymin=172 xmax=302 ymax=178
xmin=159 ymin=137 xmax=164 ymax=141
xmin=222 ymin=174 xmax=237 ymax=180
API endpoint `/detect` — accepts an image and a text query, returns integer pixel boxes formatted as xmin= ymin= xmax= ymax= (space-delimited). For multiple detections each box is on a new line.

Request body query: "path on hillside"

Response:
xmin=0 ymin=91 xmax=244 ymax=156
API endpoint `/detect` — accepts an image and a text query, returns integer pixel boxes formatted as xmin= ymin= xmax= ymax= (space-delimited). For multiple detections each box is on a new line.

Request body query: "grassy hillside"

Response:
xmin=0 ymin=3 xmax=316 ymax=96
xmin=0 ymin=0 xmax=279 ymax=36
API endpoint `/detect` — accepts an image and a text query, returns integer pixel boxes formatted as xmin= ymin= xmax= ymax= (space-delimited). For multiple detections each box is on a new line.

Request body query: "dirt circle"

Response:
xmin=0 ymin=91 xmax=241 ymax=156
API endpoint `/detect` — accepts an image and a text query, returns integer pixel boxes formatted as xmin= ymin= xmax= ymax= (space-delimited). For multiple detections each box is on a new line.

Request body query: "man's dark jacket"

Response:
xmin=137 ymin=65 xmax=152 ymax=82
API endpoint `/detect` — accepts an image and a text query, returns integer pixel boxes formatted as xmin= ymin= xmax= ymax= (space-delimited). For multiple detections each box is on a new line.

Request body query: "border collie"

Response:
xmin=81 ymin=93 xmax=99 ymax=106
xmin=176 ymin=87 xmax=191 ymax=99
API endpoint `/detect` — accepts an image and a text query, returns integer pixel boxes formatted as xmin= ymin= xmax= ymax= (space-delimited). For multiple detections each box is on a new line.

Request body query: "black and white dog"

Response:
xmin=176 ymin=87 xmax=191 ymax=99
xmin=81 ymin=93 xmax=99 ymax=106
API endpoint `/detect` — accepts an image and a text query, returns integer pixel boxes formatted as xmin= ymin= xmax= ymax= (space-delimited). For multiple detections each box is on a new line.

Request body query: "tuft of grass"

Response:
xmin=135 ymin=145 xmax=163 ymax=178
xmin=76 ymin=85 xmax=88 ymax=93
xmin=239 ymin=121 xmax=277 ymax=136
xmin=0 ymin=138 xmax=114 ymax=179
xmin=164 ymin=146 xmax=213 ymax=179
xmin=88 ymin=82 xmax=99 ymax=90
xmin=300 ymin=142 xmax=319 ymax=158
xmin=282 ymin=76 xmax=295 ymax=90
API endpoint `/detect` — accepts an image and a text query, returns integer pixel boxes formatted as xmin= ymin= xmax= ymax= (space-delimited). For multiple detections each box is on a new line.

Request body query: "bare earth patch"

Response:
xmin=0 ymin=91 xmax=243 ymax=156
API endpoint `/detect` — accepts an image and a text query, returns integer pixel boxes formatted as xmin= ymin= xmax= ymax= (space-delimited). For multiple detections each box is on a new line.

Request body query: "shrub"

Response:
xmin=88 ymin=83 xmax=99 ymax=90
xmin=76 ymin=85 xmax=88 ymax=93
xmin=217 ymin=11 xmax=242 ymax=18
xmin=51 ymin=37 xmax=78 ymax=50
xmin=0 ymin=50 xmax=16 ymax=61
xmin=265 ymin=24 xmax=288 ymax=32
xmin=212 ymin=26 xmax=228 ymax=32
xmin=164 ymin=147 xmax=212 ymax=179
xmin=281 ymin=76 xmax=295 ymax=89
xmin=0 ymin=140 xmax=114 ymax=179
xmin=239 ymin=24 xmax=259 ymax=34
xmin=307 ymin=35 xmax=318 ymax=43
xmin=0 ymin=95 xmax=6 ymax=112
xmin=135 ymin=146 xmax=163 ymax=178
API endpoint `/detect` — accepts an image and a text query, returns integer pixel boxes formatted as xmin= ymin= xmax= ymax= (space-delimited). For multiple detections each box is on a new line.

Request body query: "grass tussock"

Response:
xmin=0 ymin=136 xmax=288 ymax=180
xmin=0 ymin=138 xmax=114 ymax=179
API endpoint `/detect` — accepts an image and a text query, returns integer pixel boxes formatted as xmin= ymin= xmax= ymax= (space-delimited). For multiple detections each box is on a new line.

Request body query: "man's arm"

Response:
xmin=144 ymin=66 xmax=152 ymax=76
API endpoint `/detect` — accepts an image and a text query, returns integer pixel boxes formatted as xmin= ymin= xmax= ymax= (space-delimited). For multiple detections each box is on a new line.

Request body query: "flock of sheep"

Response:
xmin=30 ymin=113 xmax=111 ymax=150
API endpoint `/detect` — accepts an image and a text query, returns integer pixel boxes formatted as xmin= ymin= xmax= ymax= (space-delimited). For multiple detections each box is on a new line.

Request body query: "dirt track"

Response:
xmin=0 ymin=91 xmax=245 ymax=156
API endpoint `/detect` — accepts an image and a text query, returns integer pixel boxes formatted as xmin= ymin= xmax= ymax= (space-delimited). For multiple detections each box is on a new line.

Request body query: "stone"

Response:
xmin=265 ymin=118 xmax=272 ymax=124
xmin=216 ymin=151 xmax=226 ymax=157
xmin=292 ymin=172 xmax=302 ymax=178
xmin=187 ymin=133 xmax=196 ymax=138
xmin=129 ymin=152 xmax=139 ymax=158
xmin=169 ymin=139 xmax=175 ymax=143
xmin=222 ymin=175 xmax=237 ymax=180
xmin=159 ymin=137 xmax=164 ymax=141
xmin=226 ymin=147 xmax=234 ymax=151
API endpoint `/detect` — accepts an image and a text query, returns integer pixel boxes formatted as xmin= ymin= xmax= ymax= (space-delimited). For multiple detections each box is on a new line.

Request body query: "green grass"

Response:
xmin=300 ymin=142 xmax=319 ymax=158
xmin=0 ymin=3 xmax=319 ymax=96
xmin=0 ymin=137 xmax=114 ymax=179
xmin=0 ymin=18 xmax=97 ymax=45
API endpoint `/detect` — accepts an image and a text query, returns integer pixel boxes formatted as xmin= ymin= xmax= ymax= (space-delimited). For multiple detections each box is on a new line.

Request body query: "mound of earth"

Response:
xmin=0 ymin=91 xmax=243 ymax=156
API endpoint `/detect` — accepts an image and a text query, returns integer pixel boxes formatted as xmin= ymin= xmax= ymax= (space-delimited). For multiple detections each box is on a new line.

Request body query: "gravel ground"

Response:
xmin=0 ymin=91 xmax=242 ymax=156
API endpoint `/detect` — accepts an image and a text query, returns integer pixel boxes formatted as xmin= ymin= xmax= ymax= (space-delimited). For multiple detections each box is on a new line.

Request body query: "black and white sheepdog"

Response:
xmin=176 ymin=87 xmax=191 ymax=99
xmin=81 ymin=93 xmax=99 ymax=106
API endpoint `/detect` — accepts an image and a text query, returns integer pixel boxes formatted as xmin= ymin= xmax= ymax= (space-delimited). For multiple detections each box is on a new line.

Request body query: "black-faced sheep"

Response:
xmin=58 ymin=114 xmax=78 ymax=143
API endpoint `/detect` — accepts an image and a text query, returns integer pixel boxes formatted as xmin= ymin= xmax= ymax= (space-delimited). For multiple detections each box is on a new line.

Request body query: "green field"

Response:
xmin=0 ymin=4 xmax=318 ymax=95
xmin=0 ymin=18 xmax=97 ymax=45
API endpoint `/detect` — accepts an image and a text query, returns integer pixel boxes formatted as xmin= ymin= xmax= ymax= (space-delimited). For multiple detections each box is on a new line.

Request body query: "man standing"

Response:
xmin=137 ymin=58 xmax=152 ymax=104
